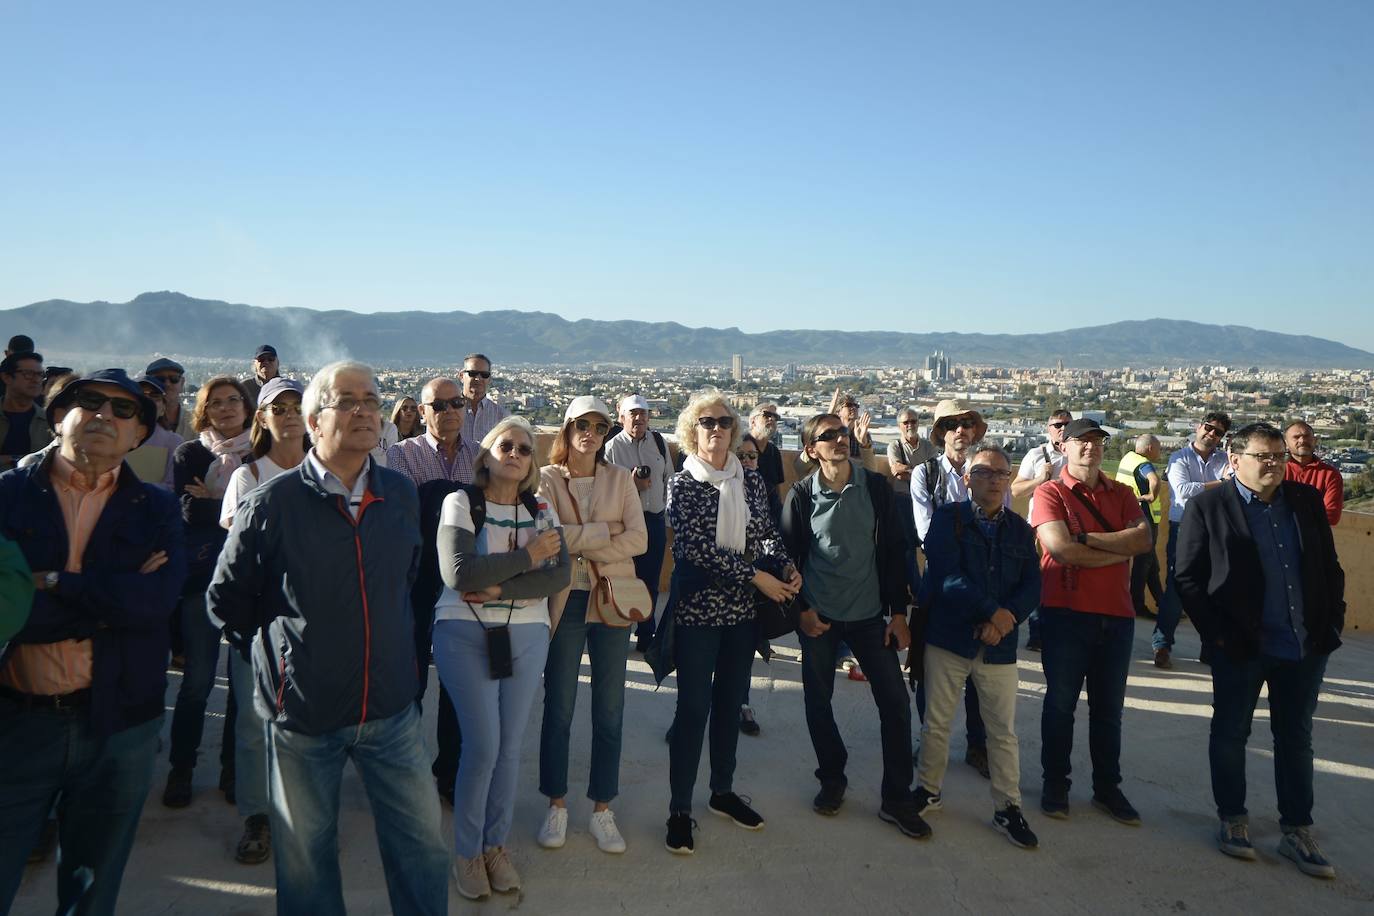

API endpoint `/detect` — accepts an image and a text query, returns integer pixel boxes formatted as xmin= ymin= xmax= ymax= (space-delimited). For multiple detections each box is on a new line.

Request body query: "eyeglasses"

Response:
xmin=267 ymin=402 xmax=303 ymax=416
xmin=738 ymin=451 xmax=759 ymax=460
xmin=938 ymin=418 xmax=978 ymax=432
xmin=813 ymin=426 xmax=851 ymax=443
xmin=496 ymin=440 xmax=533 ymax=457
xmin=697 ymin=415 xmax=736 ymax=431
xmin=1241 ymin=452 xmax=1288 ymax=465
xmin=424 ymin=397 xmax=466 ymax=412
xmin=208 ymin=396 xmax=245 ymax=411
xmin=8 ymin=368 xmax=44 ymax=381
xmin=1202 ymin=423 xmax=1228 ymax=437
xmin=73 ymin=390 xmax=141 ymax=419
xmin=152 ymin=374 xmax=183 ymax=385
xmin=322 ymin=396 xmax=382 ymax=414
xmin=574 ymin=418 xmax=610 ymax=436
xmin=969 ymin=467 xmax=1012 ymax=480
xmin=398 ymin=405 xmax=418 ymax=413
xmin=1068 ymin=436 xmax=1105 ymax=448
xmin=463 ymin=369 xmax=492 ymax=379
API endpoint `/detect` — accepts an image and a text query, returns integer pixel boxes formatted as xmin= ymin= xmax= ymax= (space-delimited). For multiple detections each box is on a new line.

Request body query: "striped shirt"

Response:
xmin=464 ymin=397 xmax=508 ymax=449
xmin=386 ymin=431 xmax=478 ymax=487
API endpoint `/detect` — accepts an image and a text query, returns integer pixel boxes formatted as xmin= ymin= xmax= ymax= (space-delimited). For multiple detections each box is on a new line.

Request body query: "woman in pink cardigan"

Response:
xmin=535 ymin=395 xmax=648 ymax=855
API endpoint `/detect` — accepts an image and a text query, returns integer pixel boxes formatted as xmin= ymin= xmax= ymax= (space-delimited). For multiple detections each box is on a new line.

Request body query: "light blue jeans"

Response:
xmin=433 ymin=618 xmax=549 ymax=858
xmin=228 ymin=647 xmax=268 ymax=818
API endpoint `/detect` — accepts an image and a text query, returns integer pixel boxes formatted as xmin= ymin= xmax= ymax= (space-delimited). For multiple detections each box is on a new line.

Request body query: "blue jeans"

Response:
xmin=915 ymin=675 xmax=986 ymax=746
xmin=1210 ymin=650 xmax=1329 ymax=827
xmin=540 ymin=591 xmax=630 ymax=802
xmin=1039 ymin=607 xmax=1134 ymax=794
xmin=669 ymin=620 xmax=756 ymax=812
xmin=1153 ymin=521 xmax=1183 ymax=651
xmin=0 ymin=704 xmax=160 ymax=916
xmin=267 ymin=703 xmax=447 ymax=916
xmin=433 ymin=618 xmax=549 ymax=858
xmin=634 ymin=510 xmax=667 ymax=639
xmin=168 ymin=590 xmax=226 ymax=769
xmin=229 ymin=647 xmax=269 ymax=817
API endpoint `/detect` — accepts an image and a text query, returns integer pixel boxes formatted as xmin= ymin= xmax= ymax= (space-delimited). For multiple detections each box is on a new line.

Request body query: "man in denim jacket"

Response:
xmin=915 ymin=444 xmax=1042 ymax=848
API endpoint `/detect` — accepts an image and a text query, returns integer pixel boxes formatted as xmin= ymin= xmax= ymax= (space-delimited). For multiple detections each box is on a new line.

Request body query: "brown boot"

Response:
xmin=1153 ymin=648 xmax=1173 ymax=669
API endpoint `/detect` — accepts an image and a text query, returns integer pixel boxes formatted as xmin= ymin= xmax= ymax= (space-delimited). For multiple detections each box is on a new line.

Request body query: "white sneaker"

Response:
xmin=589 ymin=809 xmax=627 ymax=854
xmin=537 ymin=805 xmax=568 ymax=849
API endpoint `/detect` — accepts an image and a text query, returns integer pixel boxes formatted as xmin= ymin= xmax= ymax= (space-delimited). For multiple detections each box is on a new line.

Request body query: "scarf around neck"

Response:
xmin=684 ymin=452 xmax=748 ymax=552
xmin=199 ymin=428 xmax=253 ymax=497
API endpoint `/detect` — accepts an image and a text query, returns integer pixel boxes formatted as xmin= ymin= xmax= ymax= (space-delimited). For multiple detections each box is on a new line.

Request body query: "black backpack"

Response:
xmin=921 ymin=457 xmax=949 ymax=509
xmin=606 ymin=425 xmax=669 ymax=464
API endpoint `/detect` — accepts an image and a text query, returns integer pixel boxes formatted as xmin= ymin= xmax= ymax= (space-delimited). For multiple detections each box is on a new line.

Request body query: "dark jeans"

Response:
xmin=1131 ymin=512 xmax=1164 ymax=615
xmin=1153 ymin=521 xmax=1183 ymax=651
xmin=916 ymin=675 xmax=986 ymax=746
xmin=800 ymin=614 xmax=913 ymax=802
xmin=634 ymin=510 xmax=667 ymax=640
xmin=1210 ymin=650 xmax=1328 ymax=827
xmin=169 ymin=590 xmax=228 ymax=770
xmin=412 ymin=592 xmax=462 ymax=786
xmin=0 ymin=704 xmax=160 ymax=916
xmin=669 ymin=620 xmax=756 ymax=812
xmin=1040 ymin=607 xmax=1134 ymax=794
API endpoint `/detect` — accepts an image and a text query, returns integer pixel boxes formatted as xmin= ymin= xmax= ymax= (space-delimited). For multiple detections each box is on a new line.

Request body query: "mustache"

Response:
xmin=83 ymin=420 xmax=117 ymax=437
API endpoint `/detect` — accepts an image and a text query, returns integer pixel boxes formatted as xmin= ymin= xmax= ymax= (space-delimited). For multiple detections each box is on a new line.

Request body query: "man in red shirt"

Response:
xmin=1031 ymin=418 xmax=1152 ymax=826
xmin=1283 ymin=421 xmax=1343 ymax=527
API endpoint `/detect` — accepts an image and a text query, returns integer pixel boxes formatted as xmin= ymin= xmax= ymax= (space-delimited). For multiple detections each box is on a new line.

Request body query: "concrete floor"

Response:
xmin=11 ymin=619 xmax=1374 ymax=915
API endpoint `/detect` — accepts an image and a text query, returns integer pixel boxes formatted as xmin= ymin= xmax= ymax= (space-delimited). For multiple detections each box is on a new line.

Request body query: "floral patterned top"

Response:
xmin=667 ymin=468 xmax=791 ymax=627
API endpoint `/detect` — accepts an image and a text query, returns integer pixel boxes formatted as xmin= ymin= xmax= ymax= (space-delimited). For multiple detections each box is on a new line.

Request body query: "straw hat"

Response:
xmin=929 ymin=399 xmax=988 ymax=448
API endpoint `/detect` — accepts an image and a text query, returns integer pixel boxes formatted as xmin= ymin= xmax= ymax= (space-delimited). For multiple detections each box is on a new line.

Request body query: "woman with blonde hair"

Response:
xmin=662 ymin=388 xmax=800 ymax=854
xmin=535 ymin=396 xmax=646 ymax=854
xmin=390 ymin=396 xmax=422 ymax=440
xmin=432 ymin=416 xmax=570 ymax=900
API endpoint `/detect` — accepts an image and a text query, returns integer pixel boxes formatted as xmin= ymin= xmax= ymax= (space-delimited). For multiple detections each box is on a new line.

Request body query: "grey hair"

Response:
xmin=749 ymin=401 xmax=778 ymax=418
xmin=303 ymin=360 xmax=376 ymax=419
xmin=970 ymin=443 xmax=1011 ymax=468
xmin=1135 ymin=433 xmax=1159 ymax=453
xmin=897 ymin=406 xmax=919 ymax=422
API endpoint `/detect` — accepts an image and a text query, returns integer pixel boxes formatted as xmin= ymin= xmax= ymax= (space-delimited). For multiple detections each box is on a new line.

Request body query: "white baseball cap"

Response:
xmin=564 ymin=395 xmax=612 ymax=424
xmin=618 ymin=394 xmax=650 ymax=414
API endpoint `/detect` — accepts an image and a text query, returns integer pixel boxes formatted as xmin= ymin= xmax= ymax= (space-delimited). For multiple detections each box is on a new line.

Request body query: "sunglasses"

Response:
xmin=496 ymin=440 xmax=533 ymax=457
xmin=697 ymin=415 xmax=736 ymax=431
xmin=267 ymin=402 xmax=303 ymax=416
xmin=573 ymin=418 xmax=610 ymax=436
xmin=939 ymin=418 xmax=978 ymax=432
xmin=398 ymin=405 xmax=418 ymax=413
xmin=758 ymin=411 xmax=779 ymax=421
xmin=1202 ymin=423 xmax=1228 ymax=436
xmin=813 ymin=426 xmax=851 ymax=443
xmin=152 ymin=374 xmax=183 ymax=385
xmin=74 ymin=390 xmax=141 ymax=419
xmin=424 ymin=397 xmax=467 ymax=412
xmin=1049 ymin=421 xmax=1068 ymax=429
xmin=463 ymin=369 xmax=492 ymax=379
xmin=738 ymin=451 xmax=759 ymax=460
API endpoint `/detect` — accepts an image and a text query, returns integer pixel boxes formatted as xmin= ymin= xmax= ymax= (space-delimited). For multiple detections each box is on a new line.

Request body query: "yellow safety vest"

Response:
xmin=1116 ymin=450 xmax=1162 ymax=523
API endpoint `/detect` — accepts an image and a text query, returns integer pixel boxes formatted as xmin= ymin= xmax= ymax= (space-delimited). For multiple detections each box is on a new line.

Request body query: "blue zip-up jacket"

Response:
xmin=0 ymin=453 xmax=187 ymax=737
xmin=207 ymin=456 xmax=422 ymax=736
xmin=920 ymin=501 xmax=1040 ymax=664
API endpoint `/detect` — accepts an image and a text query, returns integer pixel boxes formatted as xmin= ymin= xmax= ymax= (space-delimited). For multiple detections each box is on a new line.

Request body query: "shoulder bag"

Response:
xmin=562 ymin=474 xmax=652 ymax=627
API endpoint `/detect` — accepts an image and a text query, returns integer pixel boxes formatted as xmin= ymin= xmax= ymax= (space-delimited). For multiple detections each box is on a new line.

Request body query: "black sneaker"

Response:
xmin=993 ymin=805 xmax=1039 ymax=849
xmin=914 ymin=786 xmax=942 ymax=816
xmin=879 ymin=797 xmax=932 ymax=840
xmin=739 ymin=705 xmax=760 ymax=737
xmin=219 ymin=766 xmax=236 ymax=805
xmin=709 ymin=792 xmax=765 ymax=830
xmin=1025 ymin=636 xmax=1042 ymax=653
xmin=813 ymin=782 xmax=845 ymax=816
xmin=162 ymin=766 xmax=193 ymax=808
xmin=965 ymin=743 xmax=991 ymax=780
xmin=1040 ymin=786 xmax=1069 ymax=820
xmin=665 ymin=812 xmax=697 ymax=855
xmin=1091 ymin=788 xmax=1141 ymax=826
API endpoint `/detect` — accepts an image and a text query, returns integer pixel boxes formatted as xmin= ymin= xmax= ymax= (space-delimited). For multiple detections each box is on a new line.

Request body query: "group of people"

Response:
xmin=0 ymin=337 xmax=1350 ymax=914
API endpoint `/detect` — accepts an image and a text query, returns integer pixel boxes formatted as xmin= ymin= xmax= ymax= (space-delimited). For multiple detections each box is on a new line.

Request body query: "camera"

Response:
xmin=633 ymin=465 xmax=652 ymax=479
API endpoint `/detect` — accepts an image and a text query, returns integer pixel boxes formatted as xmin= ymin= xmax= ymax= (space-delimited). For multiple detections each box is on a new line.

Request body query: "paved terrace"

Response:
xmin=11 ymin=618 xmax=1374 ymax=915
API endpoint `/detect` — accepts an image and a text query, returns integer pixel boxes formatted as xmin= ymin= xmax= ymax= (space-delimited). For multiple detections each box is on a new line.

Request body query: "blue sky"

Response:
xmin=3 ymin=1 xmax=1371 ymax=349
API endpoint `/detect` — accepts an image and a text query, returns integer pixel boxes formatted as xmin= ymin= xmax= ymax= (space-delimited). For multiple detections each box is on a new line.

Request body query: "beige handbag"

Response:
xmin=562 ymin=476 xmax=652 ymax=627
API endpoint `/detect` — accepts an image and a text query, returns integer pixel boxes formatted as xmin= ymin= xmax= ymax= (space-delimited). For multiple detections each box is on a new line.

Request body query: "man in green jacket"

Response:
xmin=0 ymin=534 xmax=33 ymax=643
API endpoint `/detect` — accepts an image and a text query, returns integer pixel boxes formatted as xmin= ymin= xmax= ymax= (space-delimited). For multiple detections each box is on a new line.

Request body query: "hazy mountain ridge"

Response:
xmin=5 ymin=291 xmax=1371 ymax=369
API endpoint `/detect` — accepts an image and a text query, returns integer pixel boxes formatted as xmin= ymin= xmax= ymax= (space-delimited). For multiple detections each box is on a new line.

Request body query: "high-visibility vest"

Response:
xmin=1116 ymin=450 xmax=1162 ymax=523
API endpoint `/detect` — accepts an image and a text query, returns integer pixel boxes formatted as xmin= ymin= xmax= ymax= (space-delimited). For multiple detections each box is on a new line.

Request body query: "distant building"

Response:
xmin=731 ymin=354 xmax=745 ymax=381
xmin=924 ymin=350 xmax=950 ymax=382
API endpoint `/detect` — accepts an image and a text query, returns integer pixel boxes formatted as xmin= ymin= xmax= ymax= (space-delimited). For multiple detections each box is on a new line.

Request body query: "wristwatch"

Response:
xmin=43 ymin=571 xmax=60 ymax=590
xmin=1075 ymin=532 xmax=1088 ymax=545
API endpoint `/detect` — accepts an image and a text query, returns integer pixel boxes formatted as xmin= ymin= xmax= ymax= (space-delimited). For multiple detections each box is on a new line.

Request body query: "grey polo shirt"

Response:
xmin=799 ymin=460 xmax=879 ymax=622
xmin=604 ymin=429 xmax=669 ymax=513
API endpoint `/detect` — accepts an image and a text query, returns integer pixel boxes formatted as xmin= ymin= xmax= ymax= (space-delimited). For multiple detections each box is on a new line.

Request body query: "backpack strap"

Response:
xmin=652 ymin=430 xmax=668 ymax=462
xmin=922 ymin=457 xmax=945 ymax=507
xmin=458 ymin=483 xmax=488 ymax=537
xmin=1052 ymin=479 xmax=1116 ymax=532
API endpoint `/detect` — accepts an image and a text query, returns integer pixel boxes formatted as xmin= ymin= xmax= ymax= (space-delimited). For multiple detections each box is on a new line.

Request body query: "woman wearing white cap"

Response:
xmin=535 ymin=396 xmax=647 ymax=853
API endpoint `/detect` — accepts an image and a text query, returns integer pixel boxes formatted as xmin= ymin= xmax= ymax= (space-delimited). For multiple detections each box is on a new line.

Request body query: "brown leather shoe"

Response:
xmin=1153 ymin=648 xmax=1173 ymax=669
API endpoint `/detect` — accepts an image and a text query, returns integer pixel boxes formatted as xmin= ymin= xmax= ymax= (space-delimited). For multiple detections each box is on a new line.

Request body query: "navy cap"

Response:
xmin=46 ymin=369 xmax=159 ymax=445
xmin=1063 ymin=418 xmax=1109 ymax=440
xmin=254 ymin=344 xmax=278 ymax=359
xmin=135 ymin=374 xmax=166 ymax=395
xmin=257 ymin=376 xmax=304 ymax=407
xmin=145 ymin=357 xmax=184 ymax=376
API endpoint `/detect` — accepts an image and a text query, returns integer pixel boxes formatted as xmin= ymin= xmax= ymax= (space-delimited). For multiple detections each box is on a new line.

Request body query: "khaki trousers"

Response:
xmin=917 ymin=644 xmax=1021 ymax=809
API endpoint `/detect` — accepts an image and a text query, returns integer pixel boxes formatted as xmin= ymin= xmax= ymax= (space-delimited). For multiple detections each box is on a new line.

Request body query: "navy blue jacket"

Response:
xmin=0 ymin=453 xmax=187 ymax=737
xmin=207 ymin=457 xmax=423 ymax=736
xmin=919 ymin=501 xmax=1040 ymax=664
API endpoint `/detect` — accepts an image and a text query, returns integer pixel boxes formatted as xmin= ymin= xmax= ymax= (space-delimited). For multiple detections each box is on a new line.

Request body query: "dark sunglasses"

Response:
xmin=496 ymin=440 xmax=533 ymax=457
xmin=573 ymin=418 xmax=610 ymax=436
xmin=939 ymin=418 xmax=978 ymax=432
xmin=1202 ymin=422 xmax=1228 ymax=436
xmin=463 ymin=369 xmax=492 ymax=379
xmin=267 ymin=402 xmax=303 ymax=416
xmin=152 ymin=373 xmax=183 ymax=385
xmin=813 ymin=426 xmax=851 ymax=443
xmin=74 ymin=390 xmax=141 ymax=419
xmin=697 ymin=415 xmax=735 ymax=431
xmin=738 ymin=451 xmax=759 ymax=460
xmin=758 ymin=411 xmax=779 ymax=421
xmin=1048 ymin=421 xmax=1068 ymax=429
xmin=424 ymin=397 xmax=466 ymax=412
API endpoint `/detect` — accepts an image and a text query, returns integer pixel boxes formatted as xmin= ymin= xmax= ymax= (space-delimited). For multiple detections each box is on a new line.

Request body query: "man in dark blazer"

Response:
xmin=1176 ymin=422 xmax=1344 ymax=880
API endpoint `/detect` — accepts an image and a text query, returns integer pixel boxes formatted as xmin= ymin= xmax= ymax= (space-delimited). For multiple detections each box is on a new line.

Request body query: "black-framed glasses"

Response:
xmin=574 ymin=418 xmax=610 ymax=436
xmin=323 ymin=396 xmax=382 ymax=414
xmin=939 ymin=418 xmax=978 ymax=432
xmin=1241 ymin=451 xmax=1288 ymax=465
xmin=424 ymin=397 xmax=466 ymax=412
xmin=267 ymin=402 xmax=303 ymax=416
xmin=758 ymin=411 xmax=779 ymax=421
xmin=969 ymin=467 xmax=1012 ymax=480
xmin=697 ymin=415 xmax=735 ymax=431
xmin=152 ymin=374 xmax=183 ymax=385
xmin=74 ymin=390 xmax=140 ymax=419
xmin=463 ymin=369 xmax=492 ymax=379
xmin=7 ymin=368 xmax=43 ymax=381
xmin=1202 ymin=423 xmax=1228 ymax=437
xmin=813 ymin=426 xmax=851 ymax=443
xmin=496 ymin=440 xmax=533 ymax=457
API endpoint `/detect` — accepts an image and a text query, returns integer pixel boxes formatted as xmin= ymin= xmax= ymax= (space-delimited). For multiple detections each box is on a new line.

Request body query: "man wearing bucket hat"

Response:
xmin=0 ymin=369 xmax=187 ymax=915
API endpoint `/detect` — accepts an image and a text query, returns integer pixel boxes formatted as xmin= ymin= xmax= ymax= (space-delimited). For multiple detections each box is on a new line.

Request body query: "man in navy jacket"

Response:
xmin=1176 ymin=422 xmax=1344 ymax=879
xmin=0 ymin=369 xmax=186 ymax=916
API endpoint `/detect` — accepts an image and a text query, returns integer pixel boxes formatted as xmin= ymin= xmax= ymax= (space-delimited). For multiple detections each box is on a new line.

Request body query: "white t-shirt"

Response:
xmin=433 ymin=489 xmax=561 ymax=627
xmin=220 ymin=456 xmax=292 ymax=528
xmin=1017 ymin=443 xmax=1066 ymax=518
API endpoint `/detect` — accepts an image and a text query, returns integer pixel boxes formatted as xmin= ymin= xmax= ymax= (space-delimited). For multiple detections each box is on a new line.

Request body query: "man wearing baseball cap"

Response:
xmin=242 ymin=344 xmax=280 ymax=403
xmin=0 ymin=369 xmax=187 ymax=915
xmin=145 ymin=357 xmax=193 ymax=440
xmin=125 ymin=375 xmax=184 ymax=489
xmin=605 ymin=393 xmax=671 ymax=651
xmin=1030 ymin=418 xmax=1151 ymax=826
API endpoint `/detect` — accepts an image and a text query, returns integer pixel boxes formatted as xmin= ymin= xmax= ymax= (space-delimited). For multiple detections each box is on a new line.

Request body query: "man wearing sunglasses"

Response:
xmin=241 ymin=344 xmax=280 ymax=404
xmin=0 ymin=368 xmax=186 ymax=915
xmin=748 ymin=403 xmax=787 ymax=509
xmin=606 ymin=394 xmax=671 ymax=651
xmin=461 ymin=353 xmax=507 ymax=447
xmin=145 ymin=358 xmax=194 ymax=440
xmin=1 ymin=351 xmax=52 ymax=472
xmin=1155 ymin=411 xmax=1233 ymax=669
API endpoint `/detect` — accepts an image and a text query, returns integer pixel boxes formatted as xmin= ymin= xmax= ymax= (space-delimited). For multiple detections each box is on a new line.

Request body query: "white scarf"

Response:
xmin=684 ymin=452 xmax=748 ymax=553
xmin=199 ymin=428 xmax=254 ymax=497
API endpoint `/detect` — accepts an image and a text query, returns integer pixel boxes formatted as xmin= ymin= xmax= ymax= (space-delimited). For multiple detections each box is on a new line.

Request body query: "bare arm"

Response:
xmin=1143 ymin=470 xmax=1161 ymax=505
xmin=1036 ymin=519 xmax=1133 ymax=568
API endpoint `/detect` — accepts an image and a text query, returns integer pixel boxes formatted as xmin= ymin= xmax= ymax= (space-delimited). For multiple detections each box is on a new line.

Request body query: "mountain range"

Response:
xmin=4 ymin=291 xmax=1371 ymax=369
